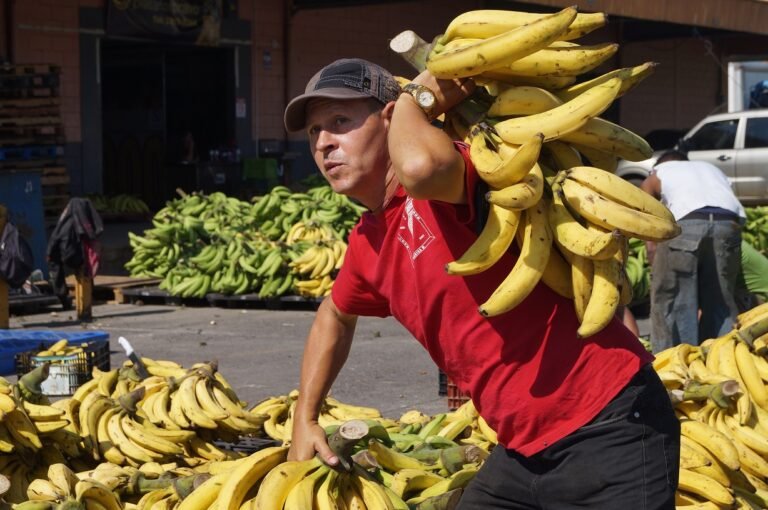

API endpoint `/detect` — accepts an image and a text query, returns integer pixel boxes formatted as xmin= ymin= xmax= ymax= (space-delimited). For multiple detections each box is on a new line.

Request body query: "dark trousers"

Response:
xmin=458 ymin=365 xmax=679 ymax=509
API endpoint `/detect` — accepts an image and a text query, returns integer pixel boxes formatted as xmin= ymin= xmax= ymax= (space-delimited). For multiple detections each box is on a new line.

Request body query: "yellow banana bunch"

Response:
xmin=444 ymin=204 xmax=521 ymax=276
xmin=487 ymin=85 xmax=562 ymax=117
xmin=497 ymin=41 xmax=619 ymax=78
xmin=289 ymin=242 xmax=342 ymax=279
xmin=485 ymin=162 xmax=544 ymax=210
xmin=427 ymin=7 xmax=578 ymax=79
xmin=468 ymin=128 xmax=544 ymax=189
xmin=555 ymin=62 xmax=659 ymax=102
xmin=557 ymin=172 xmax=679 ymax=242
xmin=493 ymin=77 xmax=621 ymax=144
xmin=417 ymin=5 xmax=667 ymax=330
xmin=479 ymin=200 xmax=552 ymax=317
xmin=438 ymin=9 xmax=606 ymax=43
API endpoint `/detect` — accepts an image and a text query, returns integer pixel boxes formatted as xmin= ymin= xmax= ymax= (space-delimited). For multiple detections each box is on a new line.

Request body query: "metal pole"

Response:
xmin=0 ymin=205 xmax=8 ymax=328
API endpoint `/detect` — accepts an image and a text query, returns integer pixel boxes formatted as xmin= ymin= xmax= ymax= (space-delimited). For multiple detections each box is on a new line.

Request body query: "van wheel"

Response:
xmin=625 ymin=176 xmax=645 ymax=188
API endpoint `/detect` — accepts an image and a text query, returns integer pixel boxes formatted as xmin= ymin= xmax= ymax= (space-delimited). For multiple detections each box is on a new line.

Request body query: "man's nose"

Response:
xmin=315 ymin=129 xmax=336 ymax=151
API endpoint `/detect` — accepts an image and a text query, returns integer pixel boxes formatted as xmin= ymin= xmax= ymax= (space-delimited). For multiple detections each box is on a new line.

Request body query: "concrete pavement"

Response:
xmin=8 ymin=302 xmax=450 ymax=417
xmin=6 ymin=301 xmax=651 ymax=418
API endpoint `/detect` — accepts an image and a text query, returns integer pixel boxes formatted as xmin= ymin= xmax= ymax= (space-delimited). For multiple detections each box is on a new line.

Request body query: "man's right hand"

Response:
xmin=287 ymin=419 xmax=340 ymax=467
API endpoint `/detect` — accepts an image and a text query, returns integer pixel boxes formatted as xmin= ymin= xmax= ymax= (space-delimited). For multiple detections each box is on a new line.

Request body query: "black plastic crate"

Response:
xmin=14 ymin=339 xmax=110 ymax=396
xmin=438 ymin=369 xmax=448 ymax=397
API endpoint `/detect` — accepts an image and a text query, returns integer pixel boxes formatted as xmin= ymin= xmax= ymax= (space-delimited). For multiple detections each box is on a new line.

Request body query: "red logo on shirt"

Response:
xmin=397 ymin=198 xmax=436 ymax=263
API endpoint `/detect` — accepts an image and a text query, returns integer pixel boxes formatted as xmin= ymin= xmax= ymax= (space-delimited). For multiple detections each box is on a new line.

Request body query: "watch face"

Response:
xmin=418 ymin=90 xmax=435 ymax=108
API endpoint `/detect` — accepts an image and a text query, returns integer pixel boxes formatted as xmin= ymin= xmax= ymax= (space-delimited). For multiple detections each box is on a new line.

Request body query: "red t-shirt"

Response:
xmin=331 ymin=143 xmax=654 ymax=456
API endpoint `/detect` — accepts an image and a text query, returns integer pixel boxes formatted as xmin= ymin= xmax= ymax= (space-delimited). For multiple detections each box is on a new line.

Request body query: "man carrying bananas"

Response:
xmin=283 ymin=58 xmax=678 ymax=508
xmin=641 ymin=150 xmax=745 ymax=353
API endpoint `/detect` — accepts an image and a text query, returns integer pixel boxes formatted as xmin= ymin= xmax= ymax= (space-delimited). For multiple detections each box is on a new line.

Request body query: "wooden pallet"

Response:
xmin=0 ymin=97 xmax=60 ymax=107
xmin=8 ymin=292 xmax=60 ymax=313
xmin=0 ymin=87 xmax=58 ymax=100
xmin=0 ymin=104 xmax=61 ymax=119
xmin=64 ymin=275 xmax=162 ymax=304
xmin=0 ymin=135 xmax=65 ymax=147
xmin=0 ymin=64 xmax=61 ymax=75
xmin=0 ymin=158 xmax=64 ymax=170
xmin=0 ymin=116 xmax=61 ymax=127
xmin=206 ymin=292 xmax=322 ymax=310
xmin=41 ymin=174 xmax=70 ymax=187
xmin=118 ymin=286 xmax=209 ymax=307
xmin=0 ymin=74 xmax=60 ymax=90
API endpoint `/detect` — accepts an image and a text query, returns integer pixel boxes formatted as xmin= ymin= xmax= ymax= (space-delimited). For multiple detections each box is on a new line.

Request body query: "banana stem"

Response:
xmin=172 ymin=474 xmax=208 ymax=499
xmin=351 ymin=450 xmax=381 ymax=470
xmin=118 ymin=386 xmax=146 ymax=414
xmin=362 ymin=420 xmax=393 ymax=446
xmin=451 ymin=97 xmax=489 ymax=127
xmin=327 ymin=420 xmax=369 ymax=471
xmin=407 ymin=446 xmax=442 ymax=464
xmin=414 ymin=488 xmax=463 ymax=510
xmin=119 ymin=366 xmax=143 ymax=382
xmin=58 ymin=499 xmax=86 ymax=510
xmin=682 ymin=380 xmax=739 ymax=409
xmin=667 ymin=389 xmax=684 ymax=405
xmin=18 ymin=362 xmax=50 ymax=397
xmin=135 ymin=476 xmax=174 ymax=494
xmin=737 ymin=315 xmax=768 ymax=347
xmin=440 ymin=445 xmax=485 ymax=474
xmin=194 ymin=360 xmax=218 ymax=379
xmin=389 ymin=30 xmax=431 ymax=72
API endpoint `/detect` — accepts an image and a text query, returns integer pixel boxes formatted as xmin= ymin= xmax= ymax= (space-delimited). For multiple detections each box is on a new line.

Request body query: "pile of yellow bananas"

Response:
xmin=33 ymin=340 xmax=86 ymax=360
xmin=416 ymin=6 xmax=681 ymax=337
xmin=0 ymin=358 xmax=271 ymax=504
xmin=286 ymin=221 xmax=347 ymax=298
xmin=654 ymin=302 xmax=768 ymax=508
xmin=0 ymin=355 xmax=499 ymax=508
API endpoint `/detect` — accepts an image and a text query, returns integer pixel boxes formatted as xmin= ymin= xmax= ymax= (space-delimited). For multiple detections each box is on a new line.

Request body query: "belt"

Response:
xmin=680 ymin=211 xmax=739 ymax=222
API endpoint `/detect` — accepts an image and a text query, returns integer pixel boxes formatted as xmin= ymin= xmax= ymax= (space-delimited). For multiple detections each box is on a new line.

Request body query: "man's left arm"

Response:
xmin=388 ymin=72 xmax=474 ymax=204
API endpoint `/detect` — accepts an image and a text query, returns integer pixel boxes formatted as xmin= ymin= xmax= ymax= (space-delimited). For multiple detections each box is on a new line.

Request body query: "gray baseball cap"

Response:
xmin=284 ymin=58 xmax=401 ymax=132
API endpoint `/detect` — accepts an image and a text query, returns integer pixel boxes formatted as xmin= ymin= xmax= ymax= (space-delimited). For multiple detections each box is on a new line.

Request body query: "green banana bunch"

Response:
xmin=743 ymin=206 xmax=768 ymax=256
xmin=126 ymin=185 xmax=364 ymax=298
xmin=625 ymin=237 xmax=650 ymax=303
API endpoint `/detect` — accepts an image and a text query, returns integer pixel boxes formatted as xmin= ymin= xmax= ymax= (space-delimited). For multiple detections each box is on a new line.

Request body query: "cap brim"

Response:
xmin=284 ymin=87 xmax=371 ymax=132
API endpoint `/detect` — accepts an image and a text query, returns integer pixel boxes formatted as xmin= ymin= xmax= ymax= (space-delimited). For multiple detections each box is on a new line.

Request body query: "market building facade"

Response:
xmin=1 ymin=0 xmax=768 ymax=210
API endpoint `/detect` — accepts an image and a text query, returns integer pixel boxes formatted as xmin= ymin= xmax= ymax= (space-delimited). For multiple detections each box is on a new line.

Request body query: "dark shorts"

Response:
xmin=458 ymin=365 xmax=680 ymax=509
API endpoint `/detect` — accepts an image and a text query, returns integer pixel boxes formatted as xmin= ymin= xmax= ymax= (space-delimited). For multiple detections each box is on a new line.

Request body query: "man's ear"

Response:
xmin=382 ymin=101 xmax=396 ymax=120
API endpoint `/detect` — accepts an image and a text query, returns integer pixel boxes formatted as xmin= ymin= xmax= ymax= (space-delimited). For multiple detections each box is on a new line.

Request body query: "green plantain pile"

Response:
xmin=744 ymin=206 xmax=768 ymax=257
xmin=86 ymin=195 xmax=151 ymax=217
xmin=124 ymin=186 xmax=366 ymax=299
xmin=625 ymin=237 xmax=650 ymax=304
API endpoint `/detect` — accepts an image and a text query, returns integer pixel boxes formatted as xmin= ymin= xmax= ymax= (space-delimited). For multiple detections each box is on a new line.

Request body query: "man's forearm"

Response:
xmin=294 ymin=298 xmax=357 ymax=423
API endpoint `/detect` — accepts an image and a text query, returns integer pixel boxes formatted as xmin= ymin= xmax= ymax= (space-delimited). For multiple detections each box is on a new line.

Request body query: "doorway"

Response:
xmin=101 ymin=41 xmax=234 ymax=210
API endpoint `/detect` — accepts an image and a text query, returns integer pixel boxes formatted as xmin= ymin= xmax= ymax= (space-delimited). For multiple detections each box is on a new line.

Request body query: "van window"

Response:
xmin=685 ymin=119 xmax=738 ymax=151
xmin=745 ymin=117 xmax=768 ymax=148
